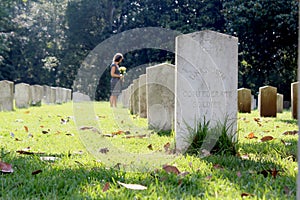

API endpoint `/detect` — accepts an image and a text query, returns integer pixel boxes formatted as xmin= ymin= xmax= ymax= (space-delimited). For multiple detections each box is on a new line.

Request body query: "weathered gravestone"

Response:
xmin=147 ymin=63 xmax=175 ymax=130
xmin=66 ymin=89 xmax=72 ymax=102
xmin=0 ymin=80 xmax=14 ymax=111
xmin=15 ymin=83 xmax=31 ymax=108
xmin=139 ymin=74 xmax=147 ymax=118
xmin=291 ymin=82 xmax=298 ymax=119
xmin=175 ymin=30 xmax=238 ymax=152
xmin=56 ymin=87 xmax=64 ymax=104
xmin=251 ymin=95 xmax=257 ymax=110
xmin=259 ymin=86 xmax=277 ymax=117
xmin=50 ymin=87 xmax=57 ymax=104
xmin=72 ymin=92 xmax=91 ymax=102
xmin=238 ymin=88 xmax=251 ymax=113
xmin=43 ymin=85 xmax=51 ymax=104
xmin=129 ymin=84 xmax=134 ymax=114
xmin=133 ymin=79 xmax=139 ymax=115
xmin=277 ymin=93 xmax=283 ymax=113
xmin=122 ymin=88 xmax=130 ymax=108
xmin=30 ymin=85 xmax=43 ymax=106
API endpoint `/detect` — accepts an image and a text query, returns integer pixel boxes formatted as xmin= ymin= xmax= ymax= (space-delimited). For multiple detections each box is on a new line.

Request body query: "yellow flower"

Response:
xmin=119 ymin=66 xmax=127 ymax=74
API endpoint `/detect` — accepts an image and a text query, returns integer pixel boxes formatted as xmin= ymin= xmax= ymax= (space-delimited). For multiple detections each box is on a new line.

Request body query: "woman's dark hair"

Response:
xmin=114 ymin=55 xmax=123 ymax=62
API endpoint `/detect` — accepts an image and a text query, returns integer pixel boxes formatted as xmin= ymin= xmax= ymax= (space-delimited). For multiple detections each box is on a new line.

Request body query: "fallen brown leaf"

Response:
xmin=241 ymin=193 xmax=254 ymax=197
xmin=24 ymin=126 xmax=29 ymax=132
xmin=164 ymin=142 xmax=170 ymax=152
xmin=0 ymin=161 xmax=13 ymax=173
xmin=99 ymin=148 xmax=109 ymax=154
xmin=102 ymin=182 xmax=110 ymax=192
xmin=147 ymin=144 xmax=153 ymax=150
xmin=283 ymin=130 xmax=298 ymax=135
xmin=261 ymin=136 xmax=274 ymax=142
xmin=213 ymin=164 xmax=224 ymax=170
xmin=245 ymin=132 xmax=258 ymax=139
xmin=163 ymin=165 xmax=180 ymax=175
xmin=42 ymin=130 xmax=49 ymax=134
xmin=32 ymin=169 xmax=42 ymax=175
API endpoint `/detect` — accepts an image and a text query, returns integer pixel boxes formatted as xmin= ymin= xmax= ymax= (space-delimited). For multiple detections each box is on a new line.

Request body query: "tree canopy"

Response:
xmin=0 ymin=0 xmax=298 ymax=101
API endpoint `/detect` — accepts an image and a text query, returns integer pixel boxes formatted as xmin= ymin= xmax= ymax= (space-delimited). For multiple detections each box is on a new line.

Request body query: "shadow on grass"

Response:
xmin=276 ymin=119 xmax=298 ymax=125
xmin=200 ymin=138 xmax=297 ymax=199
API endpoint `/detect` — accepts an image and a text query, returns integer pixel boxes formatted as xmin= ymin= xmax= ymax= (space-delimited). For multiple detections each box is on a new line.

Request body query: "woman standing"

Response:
xmin=110 ymin=53 xmax=123 ymax=107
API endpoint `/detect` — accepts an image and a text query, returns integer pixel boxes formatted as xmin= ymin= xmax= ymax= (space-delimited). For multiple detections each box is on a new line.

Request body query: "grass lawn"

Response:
xmin=0 ymin=101 xmax=297 ymax=199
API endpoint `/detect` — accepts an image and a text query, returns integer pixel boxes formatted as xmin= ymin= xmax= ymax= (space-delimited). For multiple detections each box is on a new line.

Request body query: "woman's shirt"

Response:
xmin=110 ymin=63 xmax=120 ymax=82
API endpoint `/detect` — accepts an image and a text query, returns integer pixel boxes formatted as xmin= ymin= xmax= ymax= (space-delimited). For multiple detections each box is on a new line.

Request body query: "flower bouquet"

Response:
xmin=119 ymin=66 xmax=127 ymax=76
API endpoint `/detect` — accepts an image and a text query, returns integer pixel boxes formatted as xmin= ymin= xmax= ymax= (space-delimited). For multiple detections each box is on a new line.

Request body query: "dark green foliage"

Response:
xmin=185 ymin=117 xmax=237 ymax=156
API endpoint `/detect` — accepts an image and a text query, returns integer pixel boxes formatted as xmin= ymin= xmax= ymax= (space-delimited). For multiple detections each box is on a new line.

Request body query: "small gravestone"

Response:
xmin=291 ymin=82 xmax=298 ymax=119
xmin=238 ymin=88 xmax=251 ymax=113
xmin=129 ymin=84 xmax=134 ymax=114
xmin=43 ymin=85 xmax=51 ymax=104
xmin=251 ymin=95 xmax=257 ymax=110
xmin=122 ymin=88 xmax=129 ymax=108
xmin=276 ymin=93 xmax=283 ymax=113
xmin=66 ymin=89 xmax=72 ymax=102
xmin=50 ymin=87 xmax=57 ymax=104
xmin=72 ymin=92 xmax=91 ymax=102
xmin=133 ymin=79 xmax=139 ymax=115
xmin=30 ymin=85 xmax=43 ymax=106
xmin=147 ymin=63 xmax=175 ymax=130
xmin=15 ymin=83 xmax=31 ymax=108
xmin=56 ymin=87 xmax=64 ymax=104
xmin=0 ymin=80 xmax=14 ymax=111
xmin=259 ymin=86 xmax=277 ymax=117
xmin=139 ymin=74 xmax=147 ymax=118
xmin=175 ymin=30 xmax=238 ymax=152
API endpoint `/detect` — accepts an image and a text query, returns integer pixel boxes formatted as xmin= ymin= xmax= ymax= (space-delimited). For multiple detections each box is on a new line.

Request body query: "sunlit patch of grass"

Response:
xmin=0 ymin=103 xmax=297 ymax=199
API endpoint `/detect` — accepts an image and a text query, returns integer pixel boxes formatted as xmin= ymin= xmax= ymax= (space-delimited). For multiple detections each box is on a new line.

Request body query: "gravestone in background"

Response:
xmin=133 ymin=79 xmax=139 ymax=115
xmin=56 ymin=87 xmax=64 ymax=104
xmin=0 ymin=80 xmax=14 ymax=111
xmin=251 ymin=95 xmax=257 ymax=110
xmin=238 ymin=88 xmax=251 ymax=113
xmin=15 ymin=83 xmax=31 ymax=108
xmin=147 ymin=63 xmax=175 ymax=130
xmin=129 ymin=84 xmax=134 ymax=114
xmin=66 ymin=89 xmax=72 ymax=102
xmin=50 ymin=87 xmax=57 ymax=104
xmin=175 ymin=30 xmax=238 ymax=152
xmin=276 ymin=93 xmax=283 ymax=113
xmin=139 ymin=74 xmax=147 ymax=118
xmin=291 ymin=82 xmax=298 ymax=119
xmin=30 ymin=85 xmax=43 ymax=106
xmin=43 ymin=85 xmax=52 ymax=104
xmin=259 ymin=86 xmax=277 ymax=117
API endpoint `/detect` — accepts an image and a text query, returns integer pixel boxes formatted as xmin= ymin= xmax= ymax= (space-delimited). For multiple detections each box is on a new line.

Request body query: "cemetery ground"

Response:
xmin=0 ymin=102 xmax=297 ymax=199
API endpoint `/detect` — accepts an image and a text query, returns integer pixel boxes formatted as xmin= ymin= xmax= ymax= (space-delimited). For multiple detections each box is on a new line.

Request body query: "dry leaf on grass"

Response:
xmin=260 ymin=136 xmax=274 ymax=142
xmin=164 ymin=142 xmax=170 ymax=152
xmin=241 ymin=193 xmax=254 ymax=197
xmin=245 ymin=132 xmax=258 ymax=139
xmin=147 ymin=144 xmax=153 ymax=150
xmin=99 ymin=148 xmax=109 ymax=154
xmin=283 ymin=130 xmax=298 ymax=135
xmin=117 ymin=181 xmax=147 ymax=190
xmin=162 ymin=165 xmax=180 ymax=175
xmin=32 ymin=169 xmax=42 ymax=175
xmin=102 ymin=182 xmax=110 ymax=192
xmin=0 ymin=161 xmax=13 ymax=173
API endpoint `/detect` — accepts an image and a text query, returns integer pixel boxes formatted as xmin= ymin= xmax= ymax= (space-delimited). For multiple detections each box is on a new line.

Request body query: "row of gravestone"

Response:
xmin=119 ymin=30 xmax=239 ymax=152
xmin=238 ymin=82 xmax=298 ymax=119
xmin=0 ymin=80 xmax=72 ymax=111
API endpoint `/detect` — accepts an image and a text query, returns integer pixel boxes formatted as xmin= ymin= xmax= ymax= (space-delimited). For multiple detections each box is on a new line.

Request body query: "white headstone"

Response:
xmin=175 ymin=30 xmax=238 ymax=152
xmin=147 ymin=63 xmax=175 ymax=130
xmin=139 ymin=74 xmax=147 ymax=118
xmin=133 ymin=79 xmax=139 ymax=115
xmin=0 ymin=80 xmax=14 ymax=111
xmin=277 ymin=93 xmax=283 ymax=113
xmin=43 ymin=85 xmax=51 ymax=104
xmin=30 ymin=85 xmax=43 ymax=106
xmin=15 ymin=83 xmax=31 ymax=108
xmin=50 ymin=87 xmax=57 ymax=104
